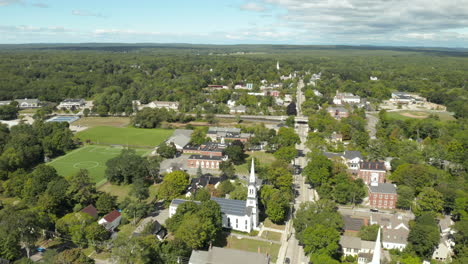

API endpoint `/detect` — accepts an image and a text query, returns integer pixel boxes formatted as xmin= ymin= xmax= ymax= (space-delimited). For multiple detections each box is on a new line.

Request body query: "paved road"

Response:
xmin=366 ymin=112 xmax=379 ymax=140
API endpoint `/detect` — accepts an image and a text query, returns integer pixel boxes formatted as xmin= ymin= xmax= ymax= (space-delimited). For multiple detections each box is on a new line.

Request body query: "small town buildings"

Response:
xmin=206 ymin=85 xmax=229 ymax=91
xmin=390 ymin=92 xmax=415 ymax=104
xmin=340 ymin=236 xmax=375 ymax=258
xmin=330 ymin=132 xmax=343 ymax=143
xmin=333 ymin=92 xmax=361 ymax=105
xmin=133 ymin=220 xmax=167 ymax=241
xmin=80 ymin=204 xmax=98 ymax=219
xmin=170 ymin=159 xmax=261 ymax=233
xmin=370 ymin=76 xmax=379 ymax=81
xmin=98 ymin=210 xmax=122 ymax=232
xmin=234 ymin=83 xmax=253 ymax=90
xmin=58 ymin=99 xmax=86 ymax=110
xmin=186 ymin=174 xmax=227 ymax=197
xmin=189 ymin=247 xmax=270 ymax=264
xmin=206 ymin=127 xmax=252 ymax=142
xmin=370 ymin=213 xmax=409 ymax=250
xmin=343 ymin=215 xmax=366 ymax=234
xmin=183 ymin=142 xmax=225 ymax=157
xmin=187 ymin=155 xmax=227 ymax=170
xmin=368 ymin=183 xmax=397 ymax=210
xmin=165 ymin=129 xmax=193 ymax=151
xmin=0 ymin=98 xmax=40 ymax=108
xmin=432 ymin=216 xmax=455 ymax=261
xmin=357 ymin=161 xmax=387 ymax=185
xmin=133 ymin=100 xmax=179 ymax=111
xmin=327 ymin=106 xmax=349 ymax=120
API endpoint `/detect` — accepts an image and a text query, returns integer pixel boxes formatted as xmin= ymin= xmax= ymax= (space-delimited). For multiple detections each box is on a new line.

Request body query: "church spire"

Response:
xmin=249 ymin=158 xmax=256 ymax=184
xmin=371 ymin=227 xmax=381 ymax=264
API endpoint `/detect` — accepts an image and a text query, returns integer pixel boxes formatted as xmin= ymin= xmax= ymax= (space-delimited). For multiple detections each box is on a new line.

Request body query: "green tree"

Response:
xmin=95 ymin=192 xmax=117 ymax=215
xmin=303 ymin=152 xmax=333 ymax=187
xmin=219 ymin=160 xmax=235 ymax=178
xmin=223 ymin=144 xmax=245 ymax=165
xmin=218 ymin=180 xmax=235 ymax=197
xmin=85 ymin=222 xmax=110 ymax=247
xmin=229 ymin=184 xmax=247 ymax=200
xmin=397 ymin=185 xmax=415 ymax=209
xmin=67 ymin=169 xmax=97 ymax=205
xmin=105 ymin=149 xmax=149 ymax=185
xmin=158 ymin=171 xmax=190 ymax=201
xmin=157 ymin=142 xmax=177 ymax=158
xmin=302 ymin=224 xmax=340 ymax=256
xmin=407 ymin=213 xmax=440 ymax=258
xmin=276 ymin=127 xmax=300 ymax=147
xmin=413 ymin=187 xmax=444 ymax=216
xmin=190 ymin=127 xmax=209 ymax=145
xmin=359 ymin=224 xmax=380 ymax=241
xmin=274 ymin=146 xmax=297 ymax=162
xmin=130 ymin=178 xmax=150 ymax=201
xmin=53 ymin=248 xmax=95 ymax=264
xmin=194 ymin=188 xmax=211 ymax=201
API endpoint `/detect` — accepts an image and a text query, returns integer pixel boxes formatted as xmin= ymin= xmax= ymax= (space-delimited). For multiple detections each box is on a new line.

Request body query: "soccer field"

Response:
xmin=48 ymin=145 xmax=152 ymax=185
xmin=75 ymin=126 xmax=174 ymax=147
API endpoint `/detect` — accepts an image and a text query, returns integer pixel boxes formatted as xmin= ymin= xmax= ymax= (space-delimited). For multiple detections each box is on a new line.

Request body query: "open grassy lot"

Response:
xmin=76 ymin=126 xmax=173 ymax=147
xmin=386 ymin=111 xmax=455 ymax=121
xmin=260 ymin=230 xmax=283 ymax=241
xmin=73 ymin=117 xmax=131 ymax=128
xmin=235 ymin=151 xmax=277 ymax=175
xmin=263 ymin=218 xmax=286 ymax=231
xmin=225 ymin=236 xmax=281 ymax=262
xmin=48 ymin=145 xmax=152 ymax=185
xmin=98 ymin=182 xmax=160 ymax=202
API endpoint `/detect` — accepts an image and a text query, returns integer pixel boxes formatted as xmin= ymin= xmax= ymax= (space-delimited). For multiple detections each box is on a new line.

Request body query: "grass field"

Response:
xmin=225 ymin=236 xmax=281 ymax=262
xmin=260 ymin=230 xmax=283 ymax=241
xmin=386 ymin=111 xmax=455 ymax=121
xmin=73 ymin=117 xmax=131 ymax=128
xmin=48 ymin=145 xmax=152 ymax=185
xmin=235 ymin=151 xmax=277 ymax=175
xmin=76 ymin=126 xmax=173 ymax=147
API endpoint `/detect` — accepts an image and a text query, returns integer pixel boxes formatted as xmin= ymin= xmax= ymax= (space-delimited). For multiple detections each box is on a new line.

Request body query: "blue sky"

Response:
xmin=1 ymin=0 xmax=468 ymax=47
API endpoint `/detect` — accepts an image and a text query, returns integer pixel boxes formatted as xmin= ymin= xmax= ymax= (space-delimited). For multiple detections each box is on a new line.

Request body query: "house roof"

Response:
xmin=368 ymin=183 xmax=397 ymax=194
xmin=166 ymin=129 xmax=193 ymax=148
xmin=327 ymin=106 xmax=348 ymax=112
xmin=382 ymin=227 xmax=408 ymax=245
xmin=81 ymin=204 xmax=98 ymax=218
xmin=323 ymin=152 xmax=343 ymax=159
xmin=343 ymin=150 xmax=363 ymax=160
xmin=343 ymin=215 xmax=364 ymax=232
xmin=62 ymin=98 xmax=85 ymax=103
xmin=189 ymin=247 xmax=269 ymax=264
xmin=360 ymin=161 xmax=386 ymax=171
xmin=340 ymin=236 xmax=375 ymax=250
xmin=103 ymin=210 xmax=121 ymax=223
xmin=16 ymin=98 xmax=39 ymax=104
xmin=439 ymin=215 xmax=453 ymax=232
xmin=171 ymin=197 xmax=248 ymax=217
xmin=208 ymin=127 xmax=241 ymax=134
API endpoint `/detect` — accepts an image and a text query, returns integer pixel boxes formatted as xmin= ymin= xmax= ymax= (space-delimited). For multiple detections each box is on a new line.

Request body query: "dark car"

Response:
xmin=284 ymin=257 xmax=291 ymax=264
xmin=370 ymin=208 xmax=379 ymax=212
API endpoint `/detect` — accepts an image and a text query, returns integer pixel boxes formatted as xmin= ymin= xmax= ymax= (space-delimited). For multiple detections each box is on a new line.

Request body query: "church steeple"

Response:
xmin=247 ymin=158 xmax=257 ymax=203
xmin=249 ymin=158 xmax=256 ymax=184
xmin=371 ymin=227 xmax=381 ymax=264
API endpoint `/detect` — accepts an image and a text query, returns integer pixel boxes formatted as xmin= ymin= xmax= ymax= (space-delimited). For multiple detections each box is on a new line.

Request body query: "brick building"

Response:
xmin=187 ymin=155 xmax=227 ymax=170
xmin=183 ymin=142 xmax=226 ymax=157
xmin=368 ymin=183 xmax=397 ymax=210
xmin=327 ymin=106 xmax=349 ymax=120
xmin=357 ymin=161 xmax=387 ymax=184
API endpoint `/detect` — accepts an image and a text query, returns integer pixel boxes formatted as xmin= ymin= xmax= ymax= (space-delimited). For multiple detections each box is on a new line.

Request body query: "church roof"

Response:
xmin=211 ymin=197 xmax=248 ymax=216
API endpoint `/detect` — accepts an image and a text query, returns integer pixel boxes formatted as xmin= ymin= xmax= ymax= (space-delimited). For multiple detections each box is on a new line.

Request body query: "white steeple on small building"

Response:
xmin=246 ymin=158 xmax=259 ymax=229
xmin=276 ymin=61 xmax=280 ymax=71
xmin=371 ymin=227 xmax=382 ymax=264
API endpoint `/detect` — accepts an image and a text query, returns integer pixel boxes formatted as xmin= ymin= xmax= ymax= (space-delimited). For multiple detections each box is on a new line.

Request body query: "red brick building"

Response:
xmin=368 ymin=183 xmax=397 ymax=209
xmin=183 ymin=142 xmax=225 ymax=157
xmin=357 ymin=161 xmax=386 ymax=185
xmin=187 ymin=155 xmax=227 ymax=170
xmin=327 ymin=106 xmax=349 ymax=120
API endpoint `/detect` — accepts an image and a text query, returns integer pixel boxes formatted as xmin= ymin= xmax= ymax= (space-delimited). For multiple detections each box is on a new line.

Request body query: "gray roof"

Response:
xmin=189 ymin=155 xmax=224 ymax=161
xmin=166 ymin=129 xmax=193 ymax=148
xmin=382 ymin=227 xmax=408 ymax=245
xmin=323 ymin=152 xmax=343 ymax=159
xmin=327 ymin=106 xmax=348 ymax=112
xmin=16 ymin=98 xmax=39 ymax=104
xmin=340 ymin=236 xmax=375 ymax=250
xmin=368 ymin=183 xmax=397 ymax=194
xmin=343 ymin=151 xmax=363 ymax=160
xmin=208 ymin=127 xmax=241 ymax=134
xmin=211 ymin=197 xmax=247 ymax=216
xmin=171 ymin=197 xmax=248 ymax=217
xmin=343 ymin=215 xmax=364 ymax=232
xmin=189 ymin=247 xmax=269 ymax=264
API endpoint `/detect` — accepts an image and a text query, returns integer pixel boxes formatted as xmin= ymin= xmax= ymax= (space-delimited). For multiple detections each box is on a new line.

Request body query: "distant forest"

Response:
xmin=0 ymin=44 xmax=466 ymax=118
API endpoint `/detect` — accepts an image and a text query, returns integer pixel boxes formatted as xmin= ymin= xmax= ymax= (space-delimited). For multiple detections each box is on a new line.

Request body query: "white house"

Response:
xmin=58 ymin=99 xmax=86 ymax=110
xmin=0 ymin=98 xmax=40 ymax=108
xmin=170 ymin=159 xmax=261 ymax=233
xmin=333 ymin=92 xmax=361 ymax=105
xmin=370 ymin=213 xmax=409 ymax=250
xmin=134 ymin=100 xmax=179 ymax=111
xmin=98 ymin=210 xmax=122 ymax=232
xmin=432 ymin=216 xmax=455 ymax=261
xmin=340 ymin=236 xmax=375 ymax=257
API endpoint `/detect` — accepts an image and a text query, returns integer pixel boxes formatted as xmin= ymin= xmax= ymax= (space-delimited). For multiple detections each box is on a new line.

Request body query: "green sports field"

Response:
xmin=75 ymin=126 xmax=174 ymax=148
xmin=48 ymin=145 xmax=152 ymax=185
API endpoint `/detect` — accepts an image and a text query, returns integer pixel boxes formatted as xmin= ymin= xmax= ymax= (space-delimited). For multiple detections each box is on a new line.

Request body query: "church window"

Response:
xmin=227 ymin=218 xmax=231 ymax=227
xmin=245 ymin=220 xmax=248 ymax=230
xmin=236 ymin=218 xmax=238 ymax=229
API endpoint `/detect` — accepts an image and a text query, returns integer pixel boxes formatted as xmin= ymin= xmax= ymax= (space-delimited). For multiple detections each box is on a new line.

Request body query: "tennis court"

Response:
xmin=46 ymin=116 xmax=80 ymax=123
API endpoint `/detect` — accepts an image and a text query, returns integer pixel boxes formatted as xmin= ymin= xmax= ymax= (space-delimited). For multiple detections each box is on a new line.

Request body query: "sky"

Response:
xmin=1 ymin=0 xmax=468 ymax=47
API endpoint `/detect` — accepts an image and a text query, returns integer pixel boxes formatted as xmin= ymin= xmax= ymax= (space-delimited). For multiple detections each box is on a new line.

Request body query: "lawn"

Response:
xmin=76 ymin=126 xmax=173 ymax=148
xmin=260 ymin=230 xmax=283 ymax=241
xmin=235 ymin=151 xmax=277 ymax=175
xmin=98 ymin=182 xmax=160 ymax=203
xmin=225 ymin=236 xmax=281 ymax=262
xmin=73 ymin=117 xmax=131 ymax=128
xmin=263 ymin=218 xmax=286 ymax=231
xmin=386 ymin=111 xmax=455 ymax=122
xmin=48 ymin=145 xmax=152 ymax=185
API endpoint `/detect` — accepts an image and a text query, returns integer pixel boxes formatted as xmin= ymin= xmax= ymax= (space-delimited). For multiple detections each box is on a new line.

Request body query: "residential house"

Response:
xmin=370 ymin=76 xmax=379 ymax=81
xmin=80 ymin=204 xmax=98 ymax=219
xmin=133 ymin=220 xmax=167 ymax=241
xmin=333 ymin=92 xmax=361 ymax=105
xmin=357 ymin=161 xmax=387 ymax=185
xmin=189 ymin=247 xmax=269 ymax=264
xmin=186 ymin=174 xmax=227 ymax=197
xmin=98 ymin=210 xmax=122 ymax=232
xmin=390 ymin=92 xmax=415 ymax=104
xmin=206 ymin=127 xmax=252 ymax=142
xmin=323 ymin=150 xmax=363 ymax=172
xmin=370 ymin=213 xmax=409 ymax=250
xmin=327 ymin=106 xmax=349 ymax=120
xmin=368 ymin=183 xmax=397 ymax=210
xmin=171 ymin=160 xmax=261 ymax=233
xmin=206 ymin=85 xmax=229 ymax=91
xmin=0 ymin=98 xmax=40 ymax=108
xmin=58 ymin=99 xmax=86 ymax=110
xmin=432 ymin=215 xmax=455 ymax=261
xmin=183 ymin=142 xmax=225 ymax=157
xmin=187 ymin=155 xmax=227 ymax=170
xmin=229 ymin=105 xmax=246 ymax=114
xmin=165 ymin=129 xmax=193 ymax=151
xmin=340 ymin=236 xmax=375 ymax=257
xmin=133 ymin=100 xmax=179 ymax=111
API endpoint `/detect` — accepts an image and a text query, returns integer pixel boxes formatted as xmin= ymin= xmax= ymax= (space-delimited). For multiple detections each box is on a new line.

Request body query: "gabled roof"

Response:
xmin=166 ymin=129 xmax=193 ymax=148
xmin=343 ymin=215 xmax=364 ymax=232
xmin=343 ymin=150 xmax=363 ymax=160
xmin=340 ymin=236 xmax=375 ymax=250
xmin=188 ymin=154 xmax=224 ymax=161
xmin=368 ymin=183 xmax=397 ymax=194
xmin=189 ymin=247 xmax=269 ymax=264
xmin=81 ymin=204 xmax=98 ymax=218
xmin=171 ymin=197 xmax=248 ymax=217
xmin=103 ymin=210 xmax=121 ymax=223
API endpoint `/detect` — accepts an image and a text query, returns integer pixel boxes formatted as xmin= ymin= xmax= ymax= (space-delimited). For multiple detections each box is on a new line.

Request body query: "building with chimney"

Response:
xmin=169 ymin=159 xmax=261 ymax=233
xmin=357 ymin=161 xmax=387 ymax=184
xmin=368 ymin=183 xmax=397 ymax=210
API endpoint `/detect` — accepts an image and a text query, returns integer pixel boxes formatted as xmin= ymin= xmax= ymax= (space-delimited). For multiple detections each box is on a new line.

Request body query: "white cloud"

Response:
xmin=0 ymin=0 xmax=22 ymax=6
xmin=240 ymin=2 xmax=266 ymax=12
xmin=72 ymin=9 xmax=105 ymax=18
xmin=32 ymin=2 xmax=49 ymax=8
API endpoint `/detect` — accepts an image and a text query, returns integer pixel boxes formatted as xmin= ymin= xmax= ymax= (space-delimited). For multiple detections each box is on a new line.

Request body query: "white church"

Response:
xmin=169 ymin=159 xmax=261 ymax=233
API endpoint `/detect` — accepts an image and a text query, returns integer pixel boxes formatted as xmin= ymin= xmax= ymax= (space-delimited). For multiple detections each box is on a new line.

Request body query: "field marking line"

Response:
xmin=73 ymin=161 xmax=100 ymax=169
xmin=47 ymin=146 xmax=89 ymax=164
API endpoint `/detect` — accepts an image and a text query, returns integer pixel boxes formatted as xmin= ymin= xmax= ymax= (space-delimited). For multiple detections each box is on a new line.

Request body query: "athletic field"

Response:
xmin=75 ymin=126 xmax=173 ymax=147
xmin=48 ymin=145 xmax=152 ymax=185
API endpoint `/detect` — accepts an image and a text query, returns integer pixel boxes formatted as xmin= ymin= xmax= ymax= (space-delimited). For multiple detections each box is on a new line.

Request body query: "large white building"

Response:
xmin=169 ymin=159 xmax=260 ymax=233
